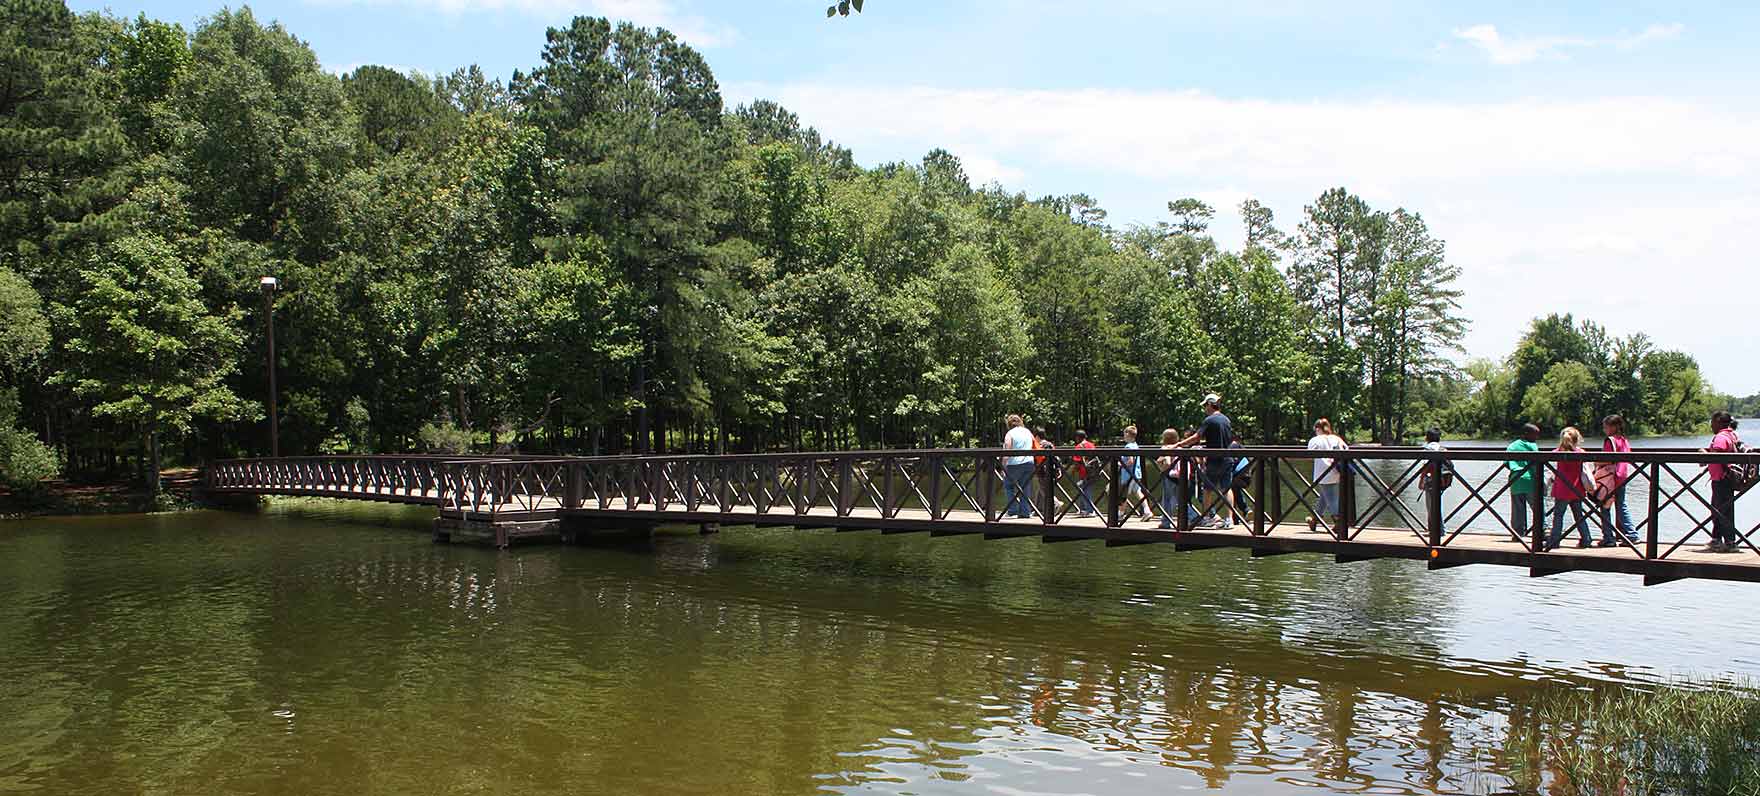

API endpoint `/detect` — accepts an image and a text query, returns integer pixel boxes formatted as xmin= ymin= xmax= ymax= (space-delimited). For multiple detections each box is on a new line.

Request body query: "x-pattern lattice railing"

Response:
xmin=208 ymin=447 xmax=1760 ymax=566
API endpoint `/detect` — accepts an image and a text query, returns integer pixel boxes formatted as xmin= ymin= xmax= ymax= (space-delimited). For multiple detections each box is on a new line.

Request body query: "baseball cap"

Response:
xmin=1200 ymin=393 xmax=1221 ymax=408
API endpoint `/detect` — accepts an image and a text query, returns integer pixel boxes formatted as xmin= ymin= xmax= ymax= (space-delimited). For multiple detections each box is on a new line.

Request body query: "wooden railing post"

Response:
xmin=565 ymin=461 xmax=583 ymax=509
xmin=980 ymin=455 xmax=996 ymax=522
xmin=837 ymin=457 xmax=853 ymax=517
xmin=1427 ymin=453 xmax=1445 ymax=547
xmin=1336 ymin=457 xmax=1354 ymax=540
xmin=1529 ymin=461 xmax=1546 ymax=551
xmin=718 ymin=462 xmax=732 ymax=514
xmin=1646 ymin=461 xmax=1661 ymax=559
xmin=1252 ymin=455 xmax=1266 ymax=535
xmin=928 ymin=455 xmax=944 ymax=520
xmin=1039 ymin=455 xmax=1055 ymax=524
xmin=1178 ymin=453 xmax=1194 ymax=532
xmin=881 ymin=457 xmax=896 ymax=518
xmin=683 ymin=460 xmax=699 ymax=511
xmin=1106 ymin=455 xmax=1121 ymax=528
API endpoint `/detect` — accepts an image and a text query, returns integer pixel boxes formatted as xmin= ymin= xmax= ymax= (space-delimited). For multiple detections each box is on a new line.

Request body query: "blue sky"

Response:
xmin=76 ymin=0 xmax=1760 ymax=395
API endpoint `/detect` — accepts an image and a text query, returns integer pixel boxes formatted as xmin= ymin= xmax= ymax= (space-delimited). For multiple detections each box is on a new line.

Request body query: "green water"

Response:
xmin=2 ymin=497 xmax=1756 ymax=795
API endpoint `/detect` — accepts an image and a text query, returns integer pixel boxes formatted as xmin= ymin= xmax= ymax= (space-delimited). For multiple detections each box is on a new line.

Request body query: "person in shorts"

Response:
xmin=1175 ymin=394 xmax=1236 ymax=530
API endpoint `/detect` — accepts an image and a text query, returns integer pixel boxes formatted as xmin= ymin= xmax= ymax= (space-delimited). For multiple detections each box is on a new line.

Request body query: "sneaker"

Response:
xmin=1714 ymin=542 xmax=1742 ymax=554
xmin=1700 ymin=542 xmax=1727 ymax=553
xmin=1574 ymin=540 xmax=1591 ymax=549
xmin=1076 ymin=511 xmax=1094 ymax=519
xmin=1216 ymin=519 xmax=1234 ymax=530
xmin=1157 ymin=520 xmax=1173 ymax=530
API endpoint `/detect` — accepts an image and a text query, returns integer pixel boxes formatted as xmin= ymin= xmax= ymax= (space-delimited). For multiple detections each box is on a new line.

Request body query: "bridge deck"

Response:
xmin=552 ymin=503 xmax=1760 ymax=584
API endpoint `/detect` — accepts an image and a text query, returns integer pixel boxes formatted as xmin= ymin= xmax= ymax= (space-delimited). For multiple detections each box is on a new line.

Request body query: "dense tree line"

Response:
xmin=0 ymin=1 xmax=1737 ymax=496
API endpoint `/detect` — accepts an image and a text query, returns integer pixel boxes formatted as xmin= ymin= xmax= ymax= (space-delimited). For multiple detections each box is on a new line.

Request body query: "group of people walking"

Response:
xmin=1003 ymin=394 xmax=1244 ymax=529
xmin=1003 ymin=401 xmax=1749 ymax=553
xmin=1510 ymin=412 xmax=1746 ymax=553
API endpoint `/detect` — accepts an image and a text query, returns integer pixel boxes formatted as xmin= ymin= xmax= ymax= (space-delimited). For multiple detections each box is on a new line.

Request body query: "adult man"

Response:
xmin=1175 ymin=393 xmax=1235 ymax=530
xmin=1002 ymin=415 xmax=1036 ymax=518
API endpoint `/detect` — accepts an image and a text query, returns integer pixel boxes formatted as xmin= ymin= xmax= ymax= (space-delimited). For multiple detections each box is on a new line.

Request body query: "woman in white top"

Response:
xmin=1306 ymin=418 xmax=1348 ymax=533
xmin=1002 ymin=414 xmax=1037 ymax=518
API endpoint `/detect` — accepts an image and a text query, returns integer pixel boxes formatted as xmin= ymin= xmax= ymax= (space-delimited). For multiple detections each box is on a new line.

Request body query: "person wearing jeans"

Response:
xmin=1002 ymin=414 xmax=1036 ymax=518
xmin=1595 ymin=414 xmax=1637 ymax=546
xmin=1547 ymin=427 xmax=1592 ymax=550
xmin=1702 ymin=411 xmax=1741 ymax=552
xmin=1506 ymin=423 xmax=1540 ymax=539
xmin=1156 ymin=429 xmax=1202 ymax=529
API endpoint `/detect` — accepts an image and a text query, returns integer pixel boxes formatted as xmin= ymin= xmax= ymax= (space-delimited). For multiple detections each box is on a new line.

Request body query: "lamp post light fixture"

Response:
xmin=260 ymin=276 xmax=279 ymax=458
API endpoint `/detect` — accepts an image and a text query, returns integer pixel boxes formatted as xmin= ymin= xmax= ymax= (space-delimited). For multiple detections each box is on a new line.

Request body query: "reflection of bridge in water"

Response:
xmin=205 ymin=446 xmax=1760 ymax=586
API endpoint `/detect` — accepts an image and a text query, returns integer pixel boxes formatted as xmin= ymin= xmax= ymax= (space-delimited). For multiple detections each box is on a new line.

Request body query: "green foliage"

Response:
xmin=415 ymin=420 xmax=474 ymax=454
xmin=1505 ymin=680 xmax=1760 ymax=796
xmin=13 ymin=0 xmax=1726 ymax=471
xmin=0 ymin=424 xmax=59 ymax=497
xmin=0 ymin=267 xmax=50 ymax=376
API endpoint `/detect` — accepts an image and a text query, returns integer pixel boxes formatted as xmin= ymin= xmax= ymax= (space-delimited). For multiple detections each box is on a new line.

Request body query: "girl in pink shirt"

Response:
xmin=1546 ymin=427 xmax=1593 ymax=550
xmin=1594 ymin=414 xmax=1636 ymax=546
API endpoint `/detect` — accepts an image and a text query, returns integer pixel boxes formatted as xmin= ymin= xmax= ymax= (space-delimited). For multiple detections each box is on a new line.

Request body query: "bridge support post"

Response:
xmin=700 ymin=522 xmax=720 ymax=535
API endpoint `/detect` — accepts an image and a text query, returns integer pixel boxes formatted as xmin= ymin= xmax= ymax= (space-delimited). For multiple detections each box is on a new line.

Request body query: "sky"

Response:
xmin=72 ymin=0 xmax=1760 ymax=395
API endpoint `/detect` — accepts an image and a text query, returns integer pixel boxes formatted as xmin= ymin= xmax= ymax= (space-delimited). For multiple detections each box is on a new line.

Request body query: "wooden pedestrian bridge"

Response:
xmin=203 ymin=446 xmax=1760 ymax=586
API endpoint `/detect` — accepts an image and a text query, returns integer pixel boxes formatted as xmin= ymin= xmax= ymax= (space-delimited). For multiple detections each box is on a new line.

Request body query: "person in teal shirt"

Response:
xmin=1506 ymin=423 xmax=1541 ymax=535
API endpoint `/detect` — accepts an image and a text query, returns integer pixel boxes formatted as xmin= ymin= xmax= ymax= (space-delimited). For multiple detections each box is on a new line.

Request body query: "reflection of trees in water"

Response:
xmin=0 ymin=517 xmax=1589 ymax=794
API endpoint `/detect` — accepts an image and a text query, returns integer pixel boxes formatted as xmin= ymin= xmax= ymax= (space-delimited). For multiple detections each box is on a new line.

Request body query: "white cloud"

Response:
xmin=723 ymin=81 xmax=1760 ymax=392
xmin=1451 ymin=22 xmax=1682 ymax=65
xmin=308 ymin=0 xmax=737 ymax=48
xmin=959 ymin=153 xmax=1025 ymax=186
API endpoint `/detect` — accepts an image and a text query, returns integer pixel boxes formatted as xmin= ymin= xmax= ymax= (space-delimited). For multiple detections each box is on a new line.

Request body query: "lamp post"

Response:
xmin=261 ymin=276 xmax=279 ymax=458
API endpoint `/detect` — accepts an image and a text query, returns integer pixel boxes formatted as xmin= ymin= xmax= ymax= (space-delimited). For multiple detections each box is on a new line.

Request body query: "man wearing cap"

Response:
xmin=1175 ymin=393 xmax=1236 ymax=530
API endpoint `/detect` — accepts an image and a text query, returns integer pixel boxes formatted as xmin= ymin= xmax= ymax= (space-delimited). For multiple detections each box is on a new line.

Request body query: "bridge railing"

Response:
xmin=205 ymin=446 xmax=1760 ymax=562
xmin=208 ymin=455 xmax=466 ymax=505
xmin=555 ymin=445 xmax=1759 ymax=560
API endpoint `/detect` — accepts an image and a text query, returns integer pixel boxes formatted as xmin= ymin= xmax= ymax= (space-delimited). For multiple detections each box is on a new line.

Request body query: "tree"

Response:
xmin=54 ymin=234 xmax=251 ymax=494
xmin=342 ymin=65 xmax=459 ymax=157
xmin=1363 ymin=209 xmax=1464 ymax=442
xmin=0 ymin=0 xmax=130 ymax=258
xmin=521 ymin=17 xmax=731 ymax=452
xmin=1520 ymin=361 xmax=1598 ymax=432
xmin=0 ymin=266 xmax=56 ymax=493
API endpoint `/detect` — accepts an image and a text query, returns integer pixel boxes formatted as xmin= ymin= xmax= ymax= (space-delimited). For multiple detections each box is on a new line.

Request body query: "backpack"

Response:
xmin=1727 ymin=440 xmax=1759 ymax=490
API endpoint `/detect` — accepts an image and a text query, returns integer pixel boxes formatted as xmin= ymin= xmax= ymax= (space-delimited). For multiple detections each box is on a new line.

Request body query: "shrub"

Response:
xmin=416 ymin=421 xmax=475 ymax=454
xmin=0 ymin=426 xmax=61 ymax=500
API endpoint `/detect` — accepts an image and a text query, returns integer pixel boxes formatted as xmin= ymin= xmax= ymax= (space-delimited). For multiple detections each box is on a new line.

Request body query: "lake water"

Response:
xmin=2 ymin=431 xmax=1755 ymax=795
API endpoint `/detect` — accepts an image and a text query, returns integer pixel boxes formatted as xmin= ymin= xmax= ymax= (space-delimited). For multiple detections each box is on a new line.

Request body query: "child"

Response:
xmin=1546 ymin=427 xmax=1593 ymax=550
xmin=1595 ymin=415 xmax=1636 ymax=546
xmin=1305 ymin=418 xmax=1348 ymax=533
xmin=1155 ymin=428 xmax=1185 ymax=529
xmin=1070 ymin=430 xmax=1097 ymax=518
xmin=1505 ymin=424 xmax=1541 ymax=537
xmin=1121 ymin=425 xmax=1150 ymax=521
